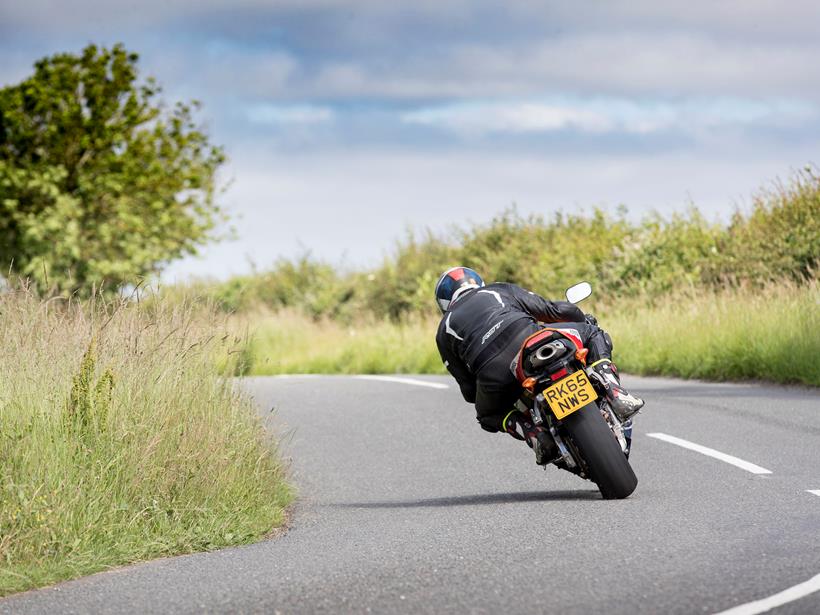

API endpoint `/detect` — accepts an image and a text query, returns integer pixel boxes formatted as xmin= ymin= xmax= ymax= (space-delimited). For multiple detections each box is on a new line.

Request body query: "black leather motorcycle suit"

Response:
xmin=435 ymin=283 xmax=612 ymax=433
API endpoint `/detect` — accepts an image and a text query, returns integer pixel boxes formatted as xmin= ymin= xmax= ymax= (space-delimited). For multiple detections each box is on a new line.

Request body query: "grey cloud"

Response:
xmin=6 ymin=1 xmax=820 ymax=39
xmin=174 ymin=18 xmax=820 ymax=102
xmin=439 ymin=33 xmax=820 ymax=99
xmin=5 ymin=1 xmax=820 ymax=102
xmin=231 ymin=34 xmax=820 ymax=103
xmin=1 ymin=0 xmax=478 ymax=31
xmin=497 ymin=1 xmax=820 ymax=39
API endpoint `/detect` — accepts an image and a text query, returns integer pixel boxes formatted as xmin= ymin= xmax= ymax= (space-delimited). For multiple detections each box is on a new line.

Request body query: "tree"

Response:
xmin=0 ymin=44 xmax=226 ymax=293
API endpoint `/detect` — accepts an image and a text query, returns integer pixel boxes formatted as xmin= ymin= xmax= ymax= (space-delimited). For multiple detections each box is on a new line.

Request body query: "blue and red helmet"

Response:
xmin=434 ymin=266 xmax=484 ymax=313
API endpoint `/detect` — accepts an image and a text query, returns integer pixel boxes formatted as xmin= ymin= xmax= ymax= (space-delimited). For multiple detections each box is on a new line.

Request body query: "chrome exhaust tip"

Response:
xmin=533 ymin=340 xmax=566 ymax=363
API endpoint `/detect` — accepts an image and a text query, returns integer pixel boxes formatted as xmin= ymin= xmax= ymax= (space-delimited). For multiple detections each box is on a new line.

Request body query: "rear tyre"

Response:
xmin=563 ymin=402 xmax=638 ymax=499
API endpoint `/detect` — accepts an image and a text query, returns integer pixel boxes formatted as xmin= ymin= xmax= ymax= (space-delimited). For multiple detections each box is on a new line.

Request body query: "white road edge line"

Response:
xmin=807 ymin=490 xmax=820 ymax=497
xmin=354 ymin=375 xmax=449 ymax=390
xmin=272 ymin=374 xmax=322 ymax=378
xmin=712 ymin=572 xmax=820 ymax=615
xmin=646 ymin=432 xmax=772 ymax=475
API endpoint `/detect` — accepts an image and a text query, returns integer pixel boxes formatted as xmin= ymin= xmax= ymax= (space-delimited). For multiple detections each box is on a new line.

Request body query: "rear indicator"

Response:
xmin=550 ymin=367 xmax=568 ymax=381
xmin=575 ymin=348 xmax=589 ymax=364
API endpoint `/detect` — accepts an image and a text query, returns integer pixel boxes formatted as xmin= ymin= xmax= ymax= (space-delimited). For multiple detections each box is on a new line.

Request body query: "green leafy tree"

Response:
xmin=0 ymin=44 xmax=226 ymax=293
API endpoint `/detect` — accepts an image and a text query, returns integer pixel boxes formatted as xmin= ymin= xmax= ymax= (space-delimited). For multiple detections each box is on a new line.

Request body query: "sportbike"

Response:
xmin=510 ymin=282 xmax=637 ymax=499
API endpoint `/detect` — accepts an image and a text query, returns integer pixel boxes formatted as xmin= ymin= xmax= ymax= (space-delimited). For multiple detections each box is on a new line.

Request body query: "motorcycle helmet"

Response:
xmin=434 ymin=266 xmax=484 ymax=313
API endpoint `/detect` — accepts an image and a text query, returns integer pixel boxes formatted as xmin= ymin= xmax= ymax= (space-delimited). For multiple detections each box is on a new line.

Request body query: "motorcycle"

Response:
xmin=510 ymin=282 xmax=638 ymax=499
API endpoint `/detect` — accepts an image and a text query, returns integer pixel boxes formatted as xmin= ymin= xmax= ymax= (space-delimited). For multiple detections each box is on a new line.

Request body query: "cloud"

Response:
xmin=402 ymin=98 xmax=817 ymax=137
xmin=5 ymin=2 xmax=820 ymax=102
xmin=0 ymin=0 xmax=478 ymax=30
xmin=244 ymin=103 xmax=334 ymax=125
xmin=404 ymin=103 xmax=613 ymax=135
xmin=6 ymin=1 xmax=820 ymax=41
xmin=379 ymin=33 xmax=820 ymax=101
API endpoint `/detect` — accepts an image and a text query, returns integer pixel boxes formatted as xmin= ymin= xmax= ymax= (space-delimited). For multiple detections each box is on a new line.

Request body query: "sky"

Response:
xmin=1 ymin=1 xmax=819 ymax=280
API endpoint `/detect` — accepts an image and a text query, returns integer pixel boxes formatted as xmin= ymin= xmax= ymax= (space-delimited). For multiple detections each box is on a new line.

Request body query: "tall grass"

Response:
xmin=238 ymin=281 xmax=819 ymax=387
xmin=238 ymin=310 xmax=444 ymax=375
xmin=604 ymin=280 xmax=819 ymax=386
xmin=0 ymin=289 xmax=292 ymax=596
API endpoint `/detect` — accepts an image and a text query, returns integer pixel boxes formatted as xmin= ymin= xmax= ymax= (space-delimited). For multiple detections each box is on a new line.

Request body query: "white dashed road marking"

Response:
xmin=646 ymin=432 xmax=772 ymax=475
xmin=712 ymin=572 xmax=820 ymax=615
xmin=354 ymin=375 xmax=449 ymax=389
xmin=807 ymin=490 xmax=820 ymax=498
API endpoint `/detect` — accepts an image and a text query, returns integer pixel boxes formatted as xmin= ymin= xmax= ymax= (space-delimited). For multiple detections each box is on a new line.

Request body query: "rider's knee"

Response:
xmin=603 ymin=330 xmax=613 ymax=353
xmin=586 ymin=328 xmax=613 ymax=361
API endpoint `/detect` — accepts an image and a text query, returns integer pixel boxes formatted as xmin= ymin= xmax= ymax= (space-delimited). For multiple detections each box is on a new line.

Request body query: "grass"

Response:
xmin=235 ymin=310 xmax=444 ymax=375
xmin=603 ymin=279 xmax=819 ymax=386
xmin=0 ymin=289 xmax=292 ymax=597
xmin=239 ymin=281 xmax=819 ymax=387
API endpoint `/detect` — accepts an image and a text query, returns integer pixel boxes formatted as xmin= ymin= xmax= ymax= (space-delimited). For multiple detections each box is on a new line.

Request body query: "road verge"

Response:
xmin=0 ymin=290 xmax=292 ymax=596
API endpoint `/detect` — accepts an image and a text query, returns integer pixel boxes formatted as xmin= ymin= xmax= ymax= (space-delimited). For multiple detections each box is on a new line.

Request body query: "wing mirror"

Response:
xmin=565 ymin=281 xmax=592 ymax=304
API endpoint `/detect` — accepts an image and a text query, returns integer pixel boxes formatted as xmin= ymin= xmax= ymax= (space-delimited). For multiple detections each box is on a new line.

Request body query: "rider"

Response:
xmin=434 ymin=266 xmax=644 ymax=464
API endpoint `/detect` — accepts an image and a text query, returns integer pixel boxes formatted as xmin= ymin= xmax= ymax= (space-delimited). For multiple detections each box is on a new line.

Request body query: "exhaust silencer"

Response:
xmin=533 ymin=340 xmax=566 ymax=363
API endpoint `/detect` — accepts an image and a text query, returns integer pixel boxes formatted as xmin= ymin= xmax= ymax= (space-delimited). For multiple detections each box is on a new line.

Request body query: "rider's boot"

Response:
xmin=589 ymin=359 xmax=644 ymax=422
xmin=502 ymin=410 xmax=558 ymax=465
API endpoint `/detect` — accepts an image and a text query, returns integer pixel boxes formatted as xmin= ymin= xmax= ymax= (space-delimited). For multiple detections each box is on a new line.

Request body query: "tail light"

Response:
xmin=550 ymin=367 xmax=569 ymax=381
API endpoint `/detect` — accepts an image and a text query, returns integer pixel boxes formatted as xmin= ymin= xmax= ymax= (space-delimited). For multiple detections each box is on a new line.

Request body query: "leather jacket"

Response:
xmin=435 ymin=283 xmax=584 ymax=402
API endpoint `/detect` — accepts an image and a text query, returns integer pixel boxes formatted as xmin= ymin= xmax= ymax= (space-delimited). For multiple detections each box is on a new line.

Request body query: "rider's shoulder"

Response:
xmin=484 ymin=281 xmax=511 ymax=290
xmin=485 ymin=281 xmax=520 ymax=294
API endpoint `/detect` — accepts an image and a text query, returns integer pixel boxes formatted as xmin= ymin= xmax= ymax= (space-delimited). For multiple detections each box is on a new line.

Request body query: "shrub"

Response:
xmin=168 ymin=167 xmax=820 ymax=322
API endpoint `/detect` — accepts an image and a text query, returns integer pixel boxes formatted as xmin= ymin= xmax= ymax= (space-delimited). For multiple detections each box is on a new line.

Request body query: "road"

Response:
xmin=2 ymin=375 xmax=819 ymax=614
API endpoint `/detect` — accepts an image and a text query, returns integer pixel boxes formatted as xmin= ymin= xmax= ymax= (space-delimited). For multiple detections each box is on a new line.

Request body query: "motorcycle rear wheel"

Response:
xmin=563 ymin=402 xmax=638 ymax=499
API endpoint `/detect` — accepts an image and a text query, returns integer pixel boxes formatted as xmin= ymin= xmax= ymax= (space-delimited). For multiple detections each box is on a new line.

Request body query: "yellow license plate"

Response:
xmin=544 ymin=370 xmax=598 ymax=419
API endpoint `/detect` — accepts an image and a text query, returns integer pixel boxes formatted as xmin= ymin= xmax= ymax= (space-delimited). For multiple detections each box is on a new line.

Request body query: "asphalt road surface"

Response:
xmin=2 ymin=375 xmax=819 ymax=614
